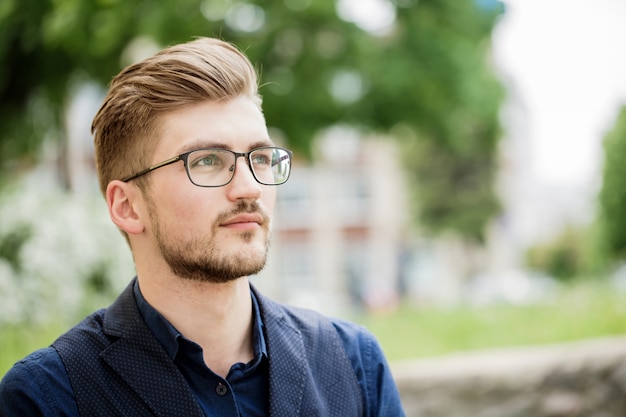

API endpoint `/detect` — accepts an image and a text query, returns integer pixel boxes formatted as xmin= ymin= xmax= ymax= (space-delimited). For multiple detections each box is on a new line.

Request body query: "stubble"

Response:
xmin=150 ymin=199 xmax=271 ymax=283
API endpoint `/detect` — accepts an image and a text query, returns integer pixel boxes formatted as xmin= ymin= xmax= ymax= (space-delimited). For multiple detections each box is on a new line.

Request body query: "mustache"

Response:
xmin=216 ymin=200 xmax=270 ymax=225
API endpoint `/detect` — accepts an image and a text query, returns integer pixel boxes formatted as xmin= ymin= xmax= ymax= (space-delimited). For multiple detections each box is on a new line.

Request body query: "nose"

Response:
xmin=226 ymin=156 xmax=262 ymax=201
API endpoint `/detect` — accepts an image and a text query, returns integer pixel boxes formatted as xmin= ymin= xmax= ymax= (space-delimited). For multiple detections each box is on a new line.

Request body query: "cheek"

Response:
xmin=262 ymin=188 xmax=277 ymax=215
xmin=160 ymin=185 xmax=220 ymax=224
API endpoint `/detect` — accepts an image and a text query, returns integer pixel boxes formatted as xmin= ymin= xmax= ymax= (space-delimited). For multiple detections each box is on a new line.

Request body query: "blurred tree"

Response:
xmin=360 ymin=0 xmax=505 ymax=242
xmin=0 ymin=0 xmax=362 ymax=179
xmin=525 ymin=225 xmax=588 ymax=281
xmin=0 ymin=0 xmax=504 ymax=242
xmin=598 ymin=106 xmax=626 ymax=262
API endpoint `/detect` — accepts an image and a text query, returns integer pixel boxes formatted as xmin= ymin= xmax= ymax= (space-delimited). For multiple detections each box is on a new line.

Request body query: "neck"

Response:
xmin=138 ymin=273 xmax=255 ymax=377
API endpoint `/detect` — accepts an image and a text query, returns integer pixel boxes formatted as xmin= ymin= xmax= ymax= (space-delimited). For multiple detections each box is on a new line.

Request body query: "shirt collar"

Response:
xmin=133 ymin=279 xmax=267 ymax=361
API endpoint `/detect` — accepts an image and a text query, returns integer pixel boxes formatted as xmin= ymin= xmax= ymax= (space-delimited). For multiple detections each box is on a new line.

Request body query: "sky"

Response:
xmin=493 ymin=0 xmax=626 ymax=188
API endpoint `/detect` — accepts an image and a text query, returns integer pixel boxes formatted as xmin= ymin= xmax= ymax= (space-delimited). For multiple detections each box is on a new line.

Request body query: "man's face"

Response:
xmin=141 ymin=97 xmax=277 ymax=283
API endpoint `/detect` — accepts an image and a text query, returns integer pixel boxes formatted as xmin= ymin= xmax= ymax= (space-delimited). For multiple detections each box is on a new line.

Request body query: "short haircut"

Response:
xmin=91 ymin=37 xmax=261 ymax=195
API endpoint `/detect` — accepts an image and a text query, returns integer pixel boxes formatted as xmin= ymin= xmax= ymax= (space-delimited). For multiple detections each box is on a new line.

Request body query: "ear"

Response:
xmin=106 ymin=180 xmax=146 ymax=235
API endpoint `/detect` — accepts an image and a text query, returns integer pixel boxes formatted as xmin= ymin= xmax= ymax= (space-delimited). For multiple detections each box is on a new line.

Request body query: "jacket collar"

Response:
xmin=100 ymin=278 xmax=312 ymax=417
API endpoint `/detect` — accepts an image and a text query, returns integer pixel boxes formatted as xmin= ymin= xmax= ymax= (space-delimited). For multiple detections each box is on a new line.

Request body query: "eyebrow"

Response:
xmin=176 ymin=139 xmax=275 ymax=155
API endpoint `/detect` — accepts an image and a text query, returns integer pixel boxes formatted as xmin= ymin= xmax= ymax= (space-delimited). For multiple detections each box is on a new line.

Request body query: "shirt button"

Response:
xmin=216 ymin=383 xmax=228 ymax=396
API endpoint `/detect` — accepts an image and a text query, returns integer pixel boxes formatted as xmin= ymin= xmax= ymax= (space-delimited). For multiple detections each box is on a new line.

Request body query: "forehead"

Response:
xmin=153 ymin=97 xmax=271 ymax=157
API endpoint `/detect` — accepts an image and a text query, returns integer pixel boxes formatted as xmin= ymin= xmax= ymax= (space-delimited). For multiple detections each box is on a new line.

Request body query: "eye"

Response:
xmin=251 ymin=152 xmax=272 ymax=166
xmin=189 ymin=151 xmax=226 ymax=169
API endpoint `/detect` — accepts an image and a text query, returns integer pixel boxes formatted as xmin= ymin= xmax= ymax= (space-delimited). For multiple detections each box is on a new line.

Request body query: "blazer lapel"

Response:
xmin=101 ymin=280 xmax=205 ymax=417
xmin=253 ymin=287 xmax=307 ymax=417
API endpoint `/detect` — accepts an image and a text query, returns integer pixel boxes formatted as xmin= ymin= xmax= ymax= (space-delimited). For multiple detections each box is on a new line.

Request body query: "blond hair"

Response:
xmin=92 ymin=37 xmax=261 ymax=195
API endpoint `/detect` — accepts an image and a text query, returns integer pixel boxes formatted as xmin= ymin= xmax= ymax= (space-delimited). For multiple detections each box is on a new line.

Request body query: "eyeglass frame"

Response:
xmin=120 ymin=146 xmax=293 ymax=187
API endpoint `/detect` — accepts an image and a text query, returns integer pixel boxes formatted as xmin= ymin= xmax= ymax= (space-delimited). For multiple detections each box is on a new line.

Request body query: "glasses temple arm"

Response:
xmin=121 ymin=155 xmax=182 ymax=182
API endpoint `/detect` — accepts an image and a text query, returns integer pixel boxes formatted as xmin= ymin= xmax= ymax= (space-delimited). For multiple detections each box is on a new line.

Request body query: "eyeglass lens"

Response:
xmin=186 ymin=147 xmax=291 ymax=186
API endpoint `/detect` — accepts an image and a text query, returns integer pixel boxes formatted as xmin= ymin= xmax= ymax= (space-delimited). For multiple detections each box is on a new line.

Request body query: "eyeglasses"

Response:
xmin=121 ymin=146 xmax=293 ymax=187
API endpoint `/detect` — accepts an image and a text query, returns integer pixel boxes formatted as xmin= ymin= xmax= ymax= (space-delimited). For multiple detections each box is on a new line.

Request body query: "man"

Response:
xmin=0 ymin=37 xmax=405 ymax=416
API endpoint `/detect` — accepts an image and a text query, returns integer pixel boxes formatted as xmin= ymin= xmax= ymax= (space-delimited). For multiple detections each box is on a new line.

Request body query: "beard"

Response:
xmin=149 ymin=200 xmax=271 ymax=283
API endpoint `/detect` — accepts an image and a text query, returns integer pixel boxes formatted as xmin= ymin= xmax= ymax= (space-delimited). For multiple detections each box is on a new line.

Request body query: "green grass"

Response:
xmin=0 ymin=321 xmax=68 ymax=377
xmin=355 ymin=280 xmax=626 ymax=361
xmin=2 ymin=280 xmax=625 ymax=378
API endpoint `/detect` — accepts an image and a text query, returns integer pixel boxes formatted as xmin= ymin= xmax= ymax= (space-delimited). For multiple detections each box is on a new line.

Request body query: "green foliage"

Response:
xmin=526 ymin=225 xmax=606 ymax=281
xmin=0 ymin=0 xmax=505 ymax=242
xmin=0 ymin=224 xmax=32 ymax=272
xmin=402 ymin=138 xmax=500 ymax=242
xmin=0 ymin=0 xmax=364 ymax=169
xmin=361 ymin=1 xmax=505 ymax=241
xmin=598 ymin=106 xmax=626 ymax=262
xmin=526 ymin=228 xmax=581 ymax=281
xmin=0 ymin=185 xmax=134 ymax=326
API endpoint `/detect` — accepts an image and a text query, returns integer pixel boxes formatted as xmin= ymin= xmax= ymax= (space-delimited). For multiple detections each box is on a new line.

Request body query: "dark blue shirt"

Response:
xmin=132 ymin=282 xmax=269 ymax=417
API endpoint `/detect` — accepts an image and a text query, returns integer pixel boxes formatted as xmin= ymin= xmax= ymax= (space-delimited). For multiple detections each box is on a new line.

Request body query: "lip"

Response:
xmin=220 ymin=213 xmax=264 ymax=229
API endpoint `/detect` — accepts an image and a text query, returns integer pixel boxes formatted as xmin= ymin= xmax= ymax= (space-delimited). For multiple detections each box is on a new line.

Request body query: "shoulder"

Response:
xmin=321 ymin=315 xmax=406 ymax=416
xmin=289 ymin=306 xmax=381 ymax=359
xmin=0 ymin=308 xmax=109 ymax=417
xmin=0 ymin=347 xmax=79 ymax=417
xmin=260 ymin=293 xmax=377 ymax=352
xmin=257 ymin=293 xmax=406 ymax=416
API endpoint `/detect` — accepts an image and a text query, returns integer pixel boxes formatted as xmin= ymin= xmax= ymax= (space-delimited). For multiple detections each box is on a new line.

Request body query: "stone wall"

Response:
xmin=392 ymin=336 xmax=626 ymax=417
